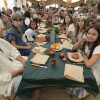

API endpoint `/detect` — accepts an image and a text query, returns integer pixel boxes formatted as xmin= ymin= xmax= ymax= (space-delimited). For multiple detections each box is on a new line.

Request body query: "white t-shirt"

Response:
xmin=85 ymin=45 xmax=100 ymax=85
xmin=25 ymin=28 xmax=36 ymax=42
xmin=66 ymin=23 xmax=75 ymax=41
xmin=60 ymin=18 xmax=64 ymax=23
xmin=77 ymin=32 xmax=84 ymax=41
xmin=33 ymin=14 xmax=38 ymax=19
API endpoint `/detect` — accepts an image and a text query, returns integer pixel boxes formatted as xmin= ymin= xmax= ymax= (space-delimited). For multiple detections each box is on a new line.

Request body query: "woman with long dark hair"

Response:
xmin=68 ymin=24 xmax=100 ymax=99
xmin=63 ymin=14 xmax=75 ymax=41
xmin=74 ymin=13 xmax=90 ymax=43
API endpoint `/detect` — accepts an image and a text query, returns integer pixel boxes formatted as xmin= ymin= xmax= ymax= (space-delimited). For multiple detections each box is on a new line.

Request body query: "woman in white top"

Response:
xmin=25 ymin=20 xmax=38 ymax=42
xmin=63 ymin=14 xmax=75 ymax=41
xmin=74 ymin=13 xmax=89 ymax=43
xmin=67 ymin=24 xmax=100 ymax=99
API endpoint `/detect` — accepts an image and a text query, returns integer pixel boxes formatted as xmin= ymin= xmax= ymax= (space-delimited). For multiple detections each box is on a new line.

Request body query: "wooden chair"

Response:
xmin=83 ymin=85 xmax=100 ymax=100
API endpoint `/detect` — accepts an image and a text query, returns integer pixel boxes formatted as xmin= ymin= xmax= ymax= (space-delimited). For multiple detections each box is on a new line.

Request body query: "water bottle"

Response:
xmin=52 ymin=17 xmax=54 ymax=27
xmin=50 ymin=28 xmax=55 ymax=42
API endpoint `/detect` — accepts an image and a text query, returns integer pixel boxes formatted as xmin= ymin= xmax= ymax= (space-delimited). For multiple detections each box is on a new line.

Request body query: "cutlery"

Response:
xmin=31 ymin=64 xmax=48 ymax=68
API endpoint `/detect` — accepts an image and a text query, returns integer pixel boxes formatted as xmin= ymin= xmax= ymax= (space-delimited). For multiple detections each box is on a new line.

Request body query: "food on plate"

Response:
xmin=71 ymin=52 xmax=79 ymax=59
xmin=39 ymin=28 xmax=43 ymax=31
xmin=34 ymin=47 xmax=39 ymax=51
xmin=56 ymin=44 xmax=61 ymax=50
xmin=35 ymin=38 xmax=46 ymax=42
xmin=40 ymin=34 xmax=44 ymax=38
xmin=51 ymin=43 xmax=61 ymax=50
xmin=51 ymin=43 xmax=56 ymax=49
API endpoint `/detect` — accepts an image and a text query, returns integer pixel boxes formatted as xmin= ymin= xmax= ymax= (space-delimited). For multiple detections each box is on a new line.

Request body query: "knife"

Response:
xmin=31 ymin=64 xmax=48 ymax=68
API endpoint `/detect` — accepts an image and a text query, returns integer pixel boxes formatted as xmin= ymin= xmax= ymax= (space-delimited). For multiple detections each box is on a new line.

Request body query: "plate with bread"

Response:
xmin=38 ymin=28 xmax=47 ymax=33
xmin=51 ymin=43 xmax=62 ymax=51
xmin=67 ymin=52 xmax=84 ymax=63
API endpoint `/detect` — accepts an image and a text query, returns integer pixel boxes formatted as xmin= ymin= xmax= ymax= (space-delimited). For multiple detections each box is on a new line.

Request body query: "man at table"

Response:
xmin=0 ymin=38 xmax=40 ymax=100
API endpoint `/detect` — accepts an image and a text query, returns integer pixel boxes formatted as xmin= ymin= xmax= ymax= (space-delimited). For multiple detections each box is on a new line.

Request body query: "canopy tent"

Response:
xmin=27 ymin=0 xmax=85 ymax=7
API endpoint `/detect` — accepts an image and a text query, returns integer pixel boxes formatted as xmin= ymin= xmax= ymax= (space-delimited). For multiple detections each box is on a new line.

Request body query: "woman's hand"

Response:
xmin=81 ymin=35 xmax=88 ymax=42
xmin=27 ymin=45 xmax=32 ymax=49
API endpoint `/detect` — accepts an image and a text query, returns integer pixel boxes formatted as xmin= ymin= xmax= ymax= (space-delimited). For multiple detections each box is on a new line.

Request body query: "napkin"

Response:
xmin=67 ymin=52 xmax=84 ymax=63
xmin=38 ymin=28 xmax=47 ymax=33
xmin=64 ymin=64 xmax=84 ymax=83
xmin=40 ymin=22 xmax=46 ymax=28
xmin=37 ymin=34 xmax=46 ymax=38
xmin=32 ymin=46 xmax=47 ymax=54
xmin=34 ymin=42 xmax=47 ymax=45
xmin=30 ymin=53 xmax=49 ymax=65
xmin=42 ymin=19 xmax=46 ymax=22
xmin=58 ymin=34 xmax=67 ymax=39
xmin=54 ymin=25 xmax=60 ymax=27
xmin=62 ymin=41 xmax=73 ymax=50
xmin=61 ymin=38 xmax=72 ymax=43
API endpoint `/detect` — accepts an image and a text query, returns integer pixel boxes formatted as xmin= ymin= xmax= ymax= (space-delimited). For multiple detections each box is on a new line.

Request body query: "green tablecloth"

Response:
xmin=16 ymin=35 xmax=99 ymax=100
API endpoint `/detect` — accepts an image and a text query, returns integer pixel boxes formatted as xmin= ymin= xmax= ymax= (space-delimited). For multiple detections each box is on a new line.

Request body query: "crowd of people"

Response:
xmin=0 ymin=2 xmax=100 ymax=100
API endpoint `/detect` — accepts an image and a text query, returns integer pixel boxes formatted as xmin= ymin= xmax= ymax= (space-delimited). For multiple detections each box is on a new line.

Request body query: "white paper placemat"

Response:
xmin=62 ymin=41 xmax=73 ymax=50
xmin=30 ymin=53 xmax=49 ymax=65
xmin=64 ymin=64 xmax=84 ymax=83
xmin=32 ymin=46 xmax=47 ymax=54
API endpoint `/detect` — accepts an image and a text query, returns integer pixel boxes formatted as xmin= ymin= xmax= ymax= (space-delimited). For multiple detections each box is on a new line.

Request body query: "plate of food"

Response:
xmin=51 ymin=43 xmax=62 ymax=51
xmin=37 ymin=34 xmax=46 ymax=38
xmin=67 ymin=52 xmax=84 ymax=63
xmin=40 ymin=22 xmax=46 ymax=28
xmin=35 ymin=38 xmax=46 ymax=43
xmin=38 ymin=28 xmax=47 ymax=33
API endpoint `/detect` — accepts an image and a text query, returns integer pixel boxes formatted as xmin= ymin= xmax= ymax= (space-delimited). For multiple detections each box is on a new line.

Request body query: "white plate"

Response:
xmin=67 ymin=52 xmax=84 ymax=63
xmin=40 ymin=22 xmax=46 ymax=28
xmin=51 ymin=43 xmax=62 ymax=51
xmin=38 ymin=28 xmax=47 ymax=33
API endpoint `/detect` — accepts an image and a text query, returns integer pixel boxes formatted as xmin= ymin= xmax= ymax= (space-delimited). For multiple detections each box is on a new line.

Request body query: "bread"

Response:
xmin=56 ymin=43 xmax=60 ymax=50
xmin=51 ymin=43 xmax=61 ymax=50
xmin=71 ymin=52 xmax=79 ymax=59
xmin=51 ymin=43 xmax=56 ymax=49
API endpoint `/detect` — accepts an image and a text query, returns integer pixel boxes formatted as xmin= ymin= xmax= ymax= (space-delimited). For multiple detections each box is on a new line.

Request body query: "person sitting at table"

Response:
xmin=6 ymin=13 xmax=32 ymax=56
xmin=24 ymin=20 xmax=38 ymax=43
xmin=66 ymin=24 xmax=100 ymax=99
xmin=59 ymin=10 xmax=64 ymax=24
xmin=53 ymin=14 xmax=61 ymax=24
xmin=63 ymin=14 xmax=75 ymax=41
xmin=74 ymin=13 xmax=89 ymax=43
xmin=0 ymin=38 xmax=40 ymax=100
